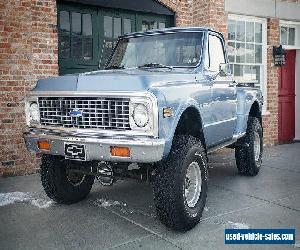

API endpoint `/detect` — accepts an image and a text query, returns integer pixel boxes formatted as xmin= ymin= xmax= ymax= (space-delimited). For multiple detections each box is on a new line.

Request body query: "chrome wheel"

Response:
xmin=67 ymin=172 xmax=86 ymax=186
xmin=184 ymin=162 xmax=202 ymax=208
xmin=254 ymin=132 xmax=261 ymax=162
xmin=254 ymin=131 xmax=261 ymax=162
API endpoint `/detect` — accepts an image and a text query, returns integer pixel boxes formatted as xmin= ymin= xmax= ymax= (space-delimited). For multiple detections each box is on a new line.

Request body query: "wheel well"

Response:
xmin=174 ymin=107 xmax=206 ymax=149
xmin=249 ymin=101 xmax=262 ymax=124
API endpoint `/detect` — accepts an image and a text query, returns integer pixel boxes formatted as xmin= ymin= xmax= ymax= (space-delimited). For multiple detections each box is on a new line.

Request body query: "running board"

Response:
xmin=207 ymin=133 xmax=246 ymax=154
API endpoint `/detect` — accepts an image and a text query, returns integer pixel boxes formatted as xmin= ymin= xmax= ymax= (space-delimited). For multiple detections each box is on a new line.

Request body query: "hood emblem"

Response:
xmin=69 ymin=109 xmax=83 ymax=117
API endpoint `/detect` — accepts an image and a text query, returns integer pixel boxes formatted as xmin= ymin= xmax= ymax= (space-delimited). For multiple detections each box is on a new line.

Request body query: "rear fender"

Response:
xmin=235 ymin=88 xmax=263 ymax=135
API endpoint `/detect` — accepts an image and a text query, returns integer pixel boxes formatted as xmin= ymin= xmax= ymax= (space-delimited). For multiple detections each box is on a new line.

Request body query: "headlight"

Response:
xmin=29 ymin=102 xmax=39 ymax=121
xmin=129 ymin=94 xmax=158 ymax=136
xmin=133 ymin=104 xmax=149 ymax=127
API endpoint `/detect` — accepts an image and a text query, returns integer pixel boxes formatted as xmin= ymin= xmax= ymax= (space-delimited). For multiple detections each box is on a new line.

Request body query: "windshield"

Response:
xmin=107 ymin=32 xmax=204 ymax=69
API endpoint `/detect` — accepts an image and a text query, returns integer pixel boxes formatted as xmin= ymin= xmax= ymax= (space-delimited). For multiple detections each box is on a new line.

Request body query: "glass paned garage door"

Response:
xmin=58 ymin=3 xmax=173 ymax=75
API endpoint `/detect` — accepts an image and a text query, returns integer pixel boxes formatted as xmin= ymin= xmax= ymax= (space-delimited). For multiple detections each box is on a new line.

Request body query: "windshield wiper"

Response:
xmin=138 ymin=63 xmax=173 ymax=70
xmin=105 ymin=65 xmax=125 ymax=70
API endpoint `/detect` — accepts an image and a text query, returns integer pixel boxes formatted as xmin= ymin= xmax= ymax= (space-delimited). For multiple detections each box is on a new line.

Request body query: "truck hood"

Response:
xmin=33 ymin=69 xmax=197 ymax=93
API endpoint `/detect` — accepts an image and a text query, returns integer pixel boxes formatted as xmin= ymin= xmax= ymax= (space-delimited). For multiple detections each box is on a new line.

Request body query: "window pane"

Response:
xmin=246 ymin=22 xmax=254 ymax=42
xmin=141 ymin=22 xmax=147 ymax=32
xmin=101 ymin=40 xmax=113 ymax=67
xmin=178 ymin=45 xmax=200 ymax=65
xmin=288 ymin=27 xmax=295 ymax=45
xmin=204 ymin=42 xmax=209 ymax=69
xmin=228 ymin=19 xmax=236 ymax=40
xmin=236 ymin=21 xmax=245 ymax=42
xmin=72 ymin=37 xmax=82 ymax=58
xmin=255 ymin=45 xmax=262 ymax=63
xmin=253 ymin=65 xmax=261 ymax=87
xmin=152 ymin=41 xmax=165 ymax=64
xmin=142 ymin=21 xmax=157 ymax=31
xmin=209 ymin=35 xmax=225 ymax=72
xmin=124 ymin=19 xmax=132 ymax=34
xmin=244 ymin=65 xmax=253 ymax=80
xmin=234 ymin=64 xmax=243 ymax=77
xmin=59 ymin=35 xmax=70 ymax=59
xmin=83 ymin=38 xmax=92 ymax=60
xmin=159 ymin=22 xmax=166 ymax=29
xmin=255 ymin=23 xmax=262 ymax=43
xmin=244 ymin=65 xmax=257 ymax=82
xmin=82 ymin=14 xmax=92 ymax=36
xmin=104 ymin=16 xmax=112 ymax=38
xmin=72 ymin=12 xmax=82 ymax=35
xmin=236 ymin=43 xmax=246 ymax=63
xmin=227 ymin=42 xmax=235 ymax=63
xmin=229 ymin=64 xmax=234 ymax=75
xmin=280 ymin=26 xmax=288 ymax=45
xmin=60 ymin=11 xmax=70 ymax=32
xmin=150 ymin=21 xmax=158 ymax=30
xmin=114 ymin=17 xmax=121 ymax=38
xmin=245 ymin=43 xmax=255 ymax=63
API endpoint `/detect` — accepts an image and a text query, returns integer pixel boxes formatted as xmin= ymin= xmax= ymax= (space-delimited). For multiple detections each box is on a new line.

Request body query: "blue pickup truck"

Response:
xmin=24 ymin=27 xmax=263 ymax=231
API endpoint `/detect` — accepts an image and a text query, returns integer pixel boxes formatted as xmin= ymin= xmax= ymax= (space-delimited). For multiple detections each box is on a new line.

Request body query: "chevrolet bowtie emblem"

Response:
xmin=66 ymin=145 xmax=83 ymax=156
xmin=69 ymin=109 xmax=83 ymax=117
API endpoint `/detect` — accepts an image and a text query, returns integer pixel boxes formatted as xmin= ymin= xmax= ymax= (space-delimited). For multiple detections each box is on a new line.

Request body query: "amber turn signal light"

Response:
xmin=163 ymin=107 xmax=173 ymax=118
xmin=110 ymin=146 xmax=130 ymax=157
xmin=37 ymin=140 xmax=51 ymax=151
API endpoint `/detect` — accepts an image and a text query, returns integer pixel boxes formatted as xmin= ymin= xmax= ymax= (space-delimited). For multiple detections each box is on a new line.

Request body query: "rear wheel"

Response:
xmin=153 ymin=135 xmax=208 ymax=231
xmin=41 ymin=155 xmax=94 ymax=204
xmin=235 ymin=117 xmax=263 ymax=176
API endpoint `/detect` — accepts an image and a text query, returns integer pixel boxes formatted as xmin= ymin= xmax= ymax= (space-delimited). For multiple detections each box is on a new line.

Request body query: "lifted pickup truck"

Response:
xmin=24 ymin=27 xmax=263 ymax=231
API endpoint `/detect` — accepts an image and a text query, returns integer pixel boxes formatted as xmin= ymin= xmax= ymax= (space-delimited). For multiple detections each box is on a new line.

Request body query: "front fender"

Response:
xmin=160 ymin=98 xmax=203 ymax=158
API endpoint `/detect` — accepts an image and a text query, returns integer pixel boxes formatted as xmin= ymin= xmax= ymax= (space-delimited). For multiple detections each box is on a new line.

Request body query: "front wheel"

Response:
xmin=153 ymin=135 xmax=208 ymax=231
xmin=235 ymin=116 xmax=263 ymax=176
xmin=41 ymin=155 xmax=95 ymax=204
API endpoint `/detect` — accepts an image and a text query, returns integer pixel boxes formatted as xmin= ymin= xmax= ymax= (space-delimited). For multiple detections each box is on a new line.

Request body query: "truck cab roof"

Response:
xmin=121 ymin=26 xmax=224 ymax=39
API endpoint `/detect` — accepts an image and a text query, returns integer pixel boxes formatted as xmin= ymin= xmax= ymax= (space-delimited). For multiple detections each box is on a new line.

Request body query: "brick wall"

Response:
xmin=160 ymin=0 xmax=227 ymax=37
xmin=192 ymin=0 xmax=228 ymax=39
xmin=158 ymin=0 xmax=193 ymax=26
xmin=0 ymin=0 xmax=58 ymax=176
xmin=263 ymin=18 xmax=280 ymax=145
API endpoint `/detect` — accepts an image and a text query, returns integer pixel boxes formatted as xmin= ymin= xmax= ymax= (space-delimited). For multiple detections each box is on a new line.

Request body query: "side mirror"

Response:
xmin=219 ymin=63 xmax=229 ymax=77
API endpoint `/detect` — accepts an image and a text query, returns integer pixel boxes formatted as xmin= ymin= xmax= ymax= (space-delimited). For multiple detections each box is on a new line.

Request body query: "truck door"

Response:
xmin=205 ymin=33 xmax=237 ymax=145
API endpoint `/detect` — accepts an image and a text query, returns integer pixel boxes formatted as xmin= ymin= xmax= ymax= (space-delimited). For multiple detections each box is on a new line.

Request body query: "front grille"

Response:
xmin=38 ymin=97 xmax=130 ymax=130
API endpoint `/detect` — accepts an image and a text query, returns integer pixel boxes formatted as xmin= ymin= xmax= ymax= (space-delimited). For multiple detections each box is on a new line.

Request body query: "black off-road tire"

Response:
xmin=235 ymin=116 xmax=263 ymax=176
xmin=41 ymin=155 xmax=94 ymax=204
xmin=153 ymin=135 xmax=208 ymax=231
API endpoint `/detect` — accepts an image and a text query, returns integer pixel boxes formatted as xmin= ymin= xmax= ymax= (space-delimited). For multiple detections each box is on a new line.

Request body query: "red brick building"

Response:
xmin=1 ymin=0 xmax=300 ymax=176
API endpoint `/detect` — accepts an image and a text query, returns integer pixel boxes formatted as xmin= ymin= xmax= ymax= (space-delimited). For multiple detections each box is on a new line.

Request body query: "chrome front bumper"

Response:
xmin=24 ymin=129 xmax=165 ymax=163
